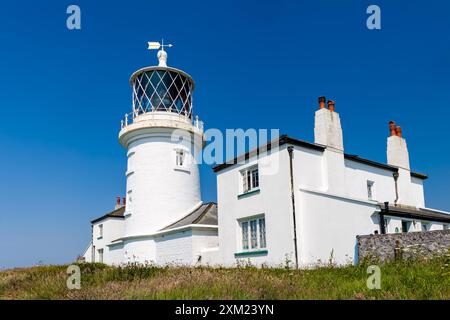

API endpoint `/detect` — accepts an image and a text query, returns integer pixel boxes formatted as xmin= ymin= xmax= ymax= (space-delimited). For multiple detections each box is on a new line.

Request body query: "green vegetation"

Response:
xmin=0 ymin=257 xmax=449 ymax=300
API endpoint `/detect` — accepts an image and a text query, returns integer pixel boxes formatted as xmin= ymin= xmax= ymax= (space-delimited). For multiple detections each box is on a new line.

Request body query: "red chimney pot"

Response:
xmin=389 ymin=121 xmax=396 ymax=137
xmin=327 ymin=100 xmax=335 ymax=112
xmin=318 ymin=96 xmax=326 ymax=110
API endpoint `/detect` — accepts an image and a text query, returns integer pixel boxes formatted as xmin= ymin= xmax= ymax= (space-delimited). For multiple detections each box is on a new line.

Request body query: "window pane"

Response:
xmin=252 ymin=169 xmax=259 ymax=188
xmin=367 ymin=181 xmax=373 ymax=199
xmin=259 ymin=218 xmax=266 ymax=248
xmin=242 ymin=221 xmax=249 ymax=250
xmin=242 ymin=171 xmax=248 ymax=192
xmin=250 ymin=220 xmax=258 ymax=249
xmin=247 ymin=171 xmax=251 ymax=191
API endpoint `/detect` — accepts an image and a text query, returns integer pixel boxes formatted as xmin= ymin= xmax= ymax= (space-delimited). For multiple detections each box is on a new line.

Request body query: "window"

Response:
xmin=175 ymin=149 xmax=185 ymax=167
xmin=444 ymin=224 xmax=449 ymax=230
xmin=126 ymin=190 xmax=133 ymax=214
xmin=421 ymin=222 xmax=430 ymax=232
xmin=384 ymin=218 xmax=389 ymax=233
xmin=127 ymin=152 xmax=135 ymax=172
xmin=98 ymin=224 xmax=103 ymax=239
xmin=242 ymin=221 xmax=249 ymax=250
xmin=367 ymin=180 xmax=375 ymax=200
xmin=401 ymin=220 xmax=411 ymax=233
xmin=240 ymin=216 xmax=266 ymax=251
xmin=241 ymin=166 xmax=259 ymax=193
xmin=97 ymin=249 xmax=104 ymax=263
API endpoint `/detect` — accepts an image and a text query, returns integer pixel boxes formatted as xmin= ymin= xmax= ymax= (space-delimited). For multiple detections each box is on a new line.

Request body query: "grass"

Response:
xmin=0 ymin=257 xmax=449 ymax=300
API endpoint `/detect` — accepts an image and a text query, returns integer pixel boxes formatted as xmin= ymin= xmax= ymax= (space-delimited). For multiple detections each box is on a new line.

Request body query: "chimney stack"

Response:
xmin=314 ymin=96 xmax=344 ymax=151
xmin=122 ymin=197 xmax=126 ymax=207
xmin=115 ymin=196 xmax=121 ymax=209
xmin=314 ymin=96 xmax=346 ymax=194
xmin=387 ymin=121 xmax=410 ymax=170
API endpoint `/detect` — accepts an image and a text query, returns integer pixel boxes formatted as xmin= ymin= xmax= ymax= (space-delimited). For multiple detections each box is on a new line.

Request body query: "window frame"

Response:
xmin=98 ymin=224 xmax=103 ymax=239
xmin=125 ymin=189 xmax=133 ymax=216
xmin=401 ymin=220 xmax=411 ymax=233
xmin=175 ymin=149 xmax=185 ymax=167
xmin=174 ymin=148 xmax=190 ymax=172
xmin=239 ymin=215 xmax=266 ymax=252
xmin=421 ymin=222 xmax=430 ymax=232
xmin=384 ymin=218 xmax=389 ymax=233
xmin=97 ymin=248 xmax=104 ymax=263
xmin=367 ymin=180 xmax=375 ymax=200
xmin=240 ymin=165 xmax=259 ymax=194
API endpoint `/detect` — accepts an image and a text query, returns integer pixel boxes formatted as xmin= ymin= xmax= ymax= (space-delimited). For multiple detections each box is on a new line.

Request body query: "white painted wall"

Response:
xmin=344 ymin=160 xmax=396 ymax=203
xmin=88 ymin=217 xmax=124 ymax=263
xmin=217 ymin=147 xmax=295 ymax=267
xmin=155 ymin=228 xmax=219 ymax=266
xmin=123 ymin=128 xmax=202 ymax=237
xmin=215 ymin=137 xmax=436 ymax=267
xmin=123 ymin=237 xmax=157 ymax=264
xmin=155 ymin=231 xmax=194 ymax=265
xmin=385 ymin=216 xmax=446 ymax=234
xmin=118 ymin=112 xmax=204 ymax=262
xmin=298 ymin=189 xmax=379 ymax=266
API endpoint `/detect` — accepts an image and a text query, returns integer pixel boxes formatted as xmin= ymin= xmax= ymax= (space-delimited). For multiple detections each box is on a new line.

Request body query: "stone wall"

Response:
xmin=356 ymin=230 xmax=450 ymax=263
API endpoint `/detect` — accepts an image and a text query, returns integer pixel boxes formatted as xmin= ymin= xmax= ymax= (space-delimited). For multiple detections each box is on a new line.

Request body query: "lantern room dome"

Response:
xmin=130 ymin=64 xmax=195 ymax=119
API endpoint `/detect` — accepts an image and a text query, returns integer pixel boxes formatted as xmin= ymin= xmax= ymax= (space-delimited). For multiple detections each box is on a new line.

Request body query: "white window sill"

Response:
xmin=174 ymin=166 xmax=190 ymax=173
xmin=234 ymin=249 xmax=268 ymax=257
xmin=237 ymin=188 xmax=260 ymax=199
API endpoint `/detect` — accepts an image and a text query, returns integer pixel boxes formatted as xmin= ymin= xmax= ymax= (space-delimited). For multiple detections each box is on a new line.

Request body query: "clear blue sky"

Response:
xmin=0 ymin=0 xmax=449 ymax=268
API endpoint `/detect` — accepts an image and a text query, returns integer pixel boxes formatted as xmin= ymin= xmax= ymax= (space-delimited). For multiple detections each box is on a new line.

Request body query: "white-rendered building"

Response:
xmin=83 ymin=47 xmax=218 ymax=265
xmin=212 ymin=98 xmax=450 ymax=267
xmin=83 ymin=50 xmax=450 ymax=268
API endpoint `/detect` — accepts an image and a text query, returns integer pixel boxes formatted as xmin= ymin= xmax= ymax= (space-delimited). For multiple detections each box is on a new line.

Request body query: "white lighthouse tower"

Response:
xmin=117 ymin=42 xmax=206 ymax=263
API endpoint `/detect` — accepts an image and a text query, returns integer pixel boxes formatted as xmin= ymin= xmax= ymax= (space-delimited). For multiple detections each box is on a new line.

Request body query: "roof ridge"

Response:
xmin=192 ymin=202 xmax=213 ymax=224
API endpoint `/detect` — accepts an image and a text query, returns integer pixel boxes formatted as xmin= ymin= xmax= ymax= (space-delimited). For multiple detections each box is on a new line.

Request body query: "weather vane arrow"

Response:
xmin=147 ymin=39 xmax=173 ymax=67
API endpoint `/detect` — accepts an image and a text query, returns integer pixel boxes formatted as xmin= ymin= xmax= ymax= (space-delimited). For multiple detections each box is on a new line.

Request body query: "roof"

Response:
xmin=381 ymin=204 xmax=450 ymax=223
xmin=344 ymin=154 xmax=398 ymax=172
xmin=160 ymin=202 xmax=218 ymax=231
xmin=212 ymin=135 xmax=325 ymax=172
xmin=91 ymin=206 xmax=125 ymax=224
xmin=212 ymin=134 xmax=428 ymax=179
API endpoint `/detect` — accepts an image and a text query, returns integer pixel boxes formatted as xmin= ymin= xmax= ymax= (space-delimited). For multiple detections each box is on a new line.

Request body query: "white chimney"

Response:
xmin=314 ymin=97 xmax=344 ymax=151
xmin=387 ymin=121 xmax=410 ymax=170
xmin=314 ymin=97 xmax=346 ymax=195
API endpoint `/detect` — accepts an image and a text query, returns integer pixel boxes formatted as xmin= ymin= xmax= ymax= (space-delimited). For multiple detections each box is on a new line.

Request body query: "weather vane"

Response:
xmin=148 ymin=39 xmax=173 ymax=67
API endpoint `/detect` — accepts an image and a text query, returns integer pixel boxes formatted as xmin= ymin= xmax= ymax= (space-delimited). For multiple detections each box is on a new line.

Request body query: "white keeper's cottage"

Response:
xmin=82 ymin=47 xmax=450 ymax=267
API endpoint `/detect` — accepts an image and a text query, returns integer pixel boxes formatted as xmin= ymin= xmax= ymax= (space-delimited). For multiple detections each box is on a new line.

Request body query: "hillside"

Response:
xmin=1 ymin=257 xmax=449 ymax=300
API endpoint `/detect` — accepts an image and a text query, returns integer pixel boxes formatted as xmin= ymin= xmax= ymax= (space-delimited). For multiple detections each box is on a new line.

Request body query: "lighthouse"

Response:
xmin=116 ymin=42 xmax=212 ymax=263
xmin=83 ymin=42 xmax=218 ymax=265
